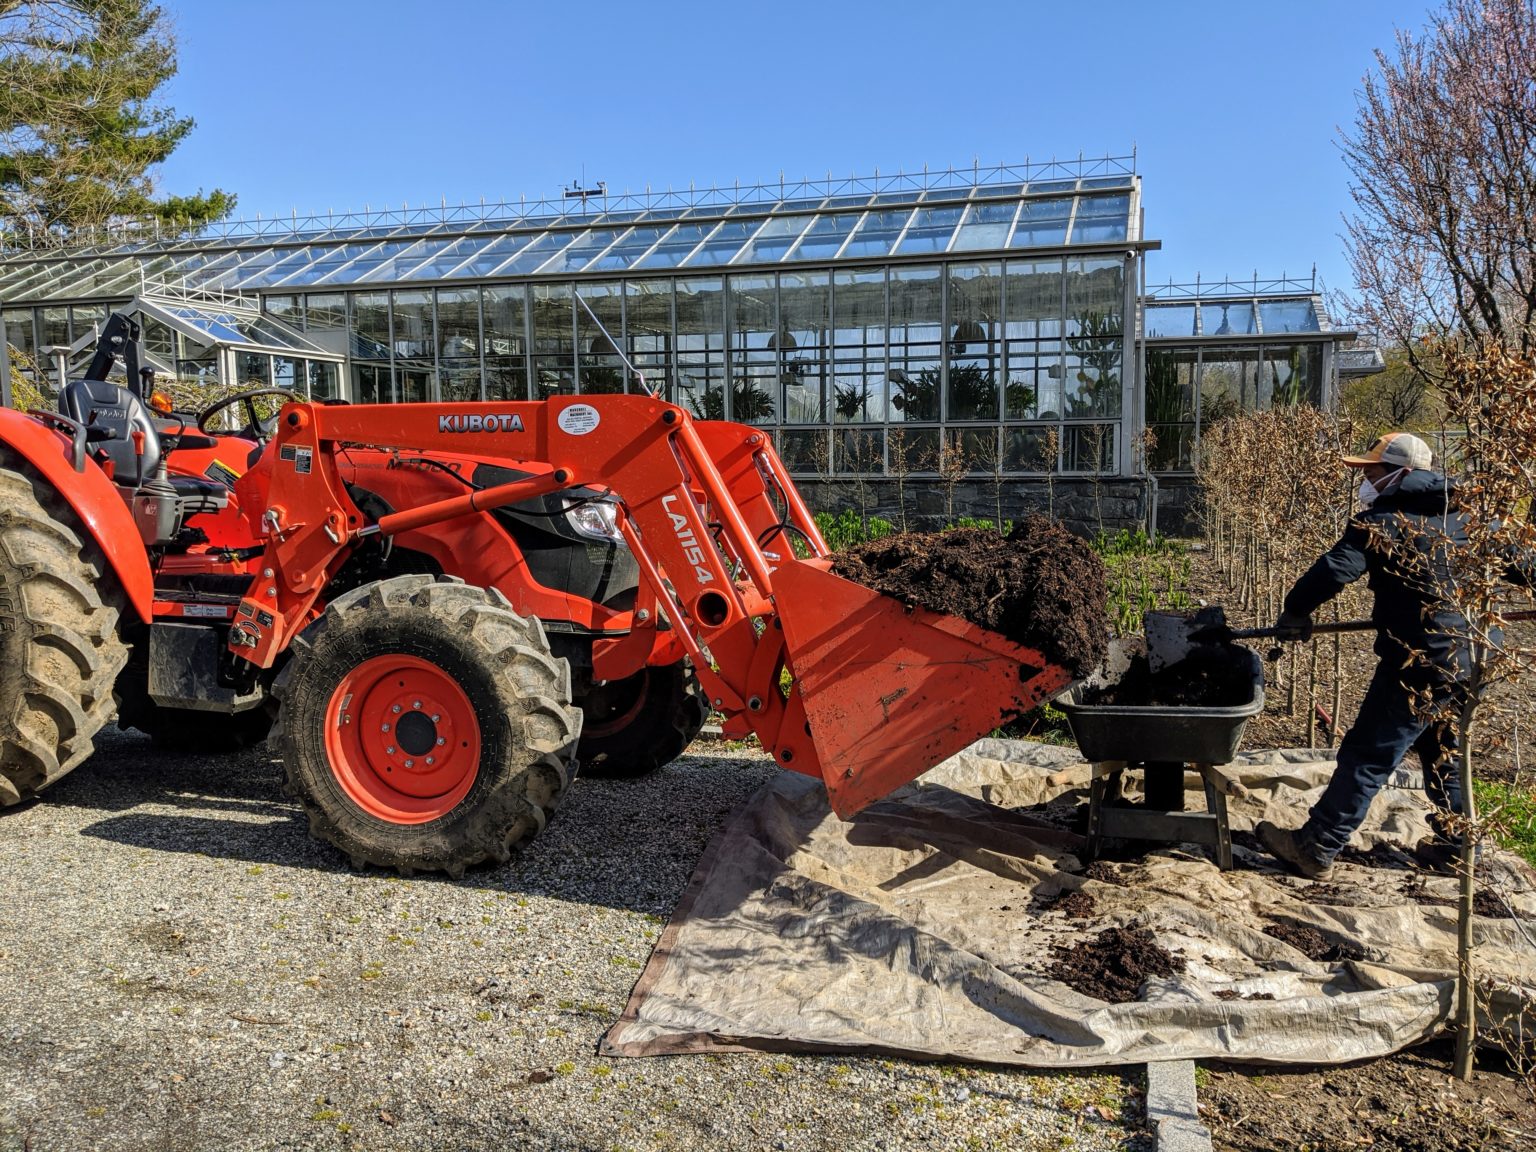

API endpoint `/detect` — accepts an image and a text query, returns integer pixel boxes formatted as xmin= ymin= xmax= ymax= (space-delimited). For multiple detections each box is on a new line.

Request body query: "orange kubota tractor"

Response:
xmin=0 ymin=312 xmax=1074 ymax=875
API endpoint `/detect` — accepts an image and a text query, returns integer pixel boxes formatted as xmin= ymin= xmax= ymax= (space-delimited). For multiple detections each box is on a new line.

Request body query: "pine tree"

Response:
xmin=0 ymin=1 xmax=235 ymax=242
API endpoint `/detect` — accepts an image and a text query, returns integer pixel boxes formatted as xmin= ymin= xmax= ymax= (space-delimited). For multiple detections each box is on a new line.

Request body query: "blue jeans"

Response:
xmin=1301 ymin=658 xmax=1465 ymax=862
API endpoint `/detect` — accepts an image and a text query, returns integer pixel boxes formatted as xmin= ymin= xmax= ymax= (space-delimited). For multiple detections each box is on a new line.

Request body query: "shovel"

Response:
xmin=1145 ymin=604 xmax=1536 ymax=673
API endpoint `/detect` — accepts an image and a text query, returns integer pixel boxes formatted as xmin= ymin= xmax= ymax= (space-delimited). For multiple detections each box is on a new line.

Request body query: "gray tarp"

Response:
xmin=604 ymin=744 xmax=1536 ymax=1067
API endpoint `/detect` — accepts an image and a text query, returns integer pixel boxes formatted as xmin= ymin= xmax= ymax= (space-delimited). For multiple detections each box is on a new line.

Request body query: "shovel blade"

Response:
xmin=1144 ymin=605 xmax=1230 ymax=673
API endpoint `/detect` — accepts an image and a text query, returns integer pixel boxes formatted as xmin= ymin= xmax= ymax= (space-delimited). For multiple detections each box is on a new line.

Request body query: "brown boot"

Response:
xmin=1256 ymin=821 xmax=1334 ymax=881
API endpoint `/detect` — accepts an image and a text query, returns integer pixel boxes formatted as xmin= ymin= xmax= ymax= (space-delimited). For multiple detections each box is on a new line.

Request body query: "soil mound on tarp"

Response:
xmin=832 ymin=518 xmax=1108 ymax=676
xmin=1086 ymin=644 xmax=1254 ymax=708
xmin=1263 ymin=921 xmax=1365 ymax=963
xmin=1047 ymin=925 xmax=1185 ymax=1003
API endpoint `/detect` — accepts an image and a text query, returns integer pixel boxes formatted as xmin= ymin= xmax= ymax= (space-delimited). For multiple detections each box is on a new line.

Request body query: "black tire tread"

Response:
xmin=577 ymin=660 xmax=708 ymax=779
xmin=0 ymin=463 xmax=129 ymax=805
xmin=272 ymin=574 xmax=580 ymax=877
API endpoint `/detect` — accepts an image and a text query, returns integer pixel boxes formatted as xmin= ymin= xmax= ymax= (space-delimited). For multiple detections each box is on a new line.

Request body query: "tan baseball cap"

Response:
xmin=1341 ymin=432 xmax=1432 ymax=470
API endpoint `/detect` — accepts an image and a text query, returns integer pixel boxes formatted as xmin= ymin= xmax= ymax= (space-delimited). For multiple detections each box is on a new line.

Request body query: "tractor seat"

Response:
xmin=57 ymin=378 xmax=229 ymax=540
xmin=58 ymin=378 xmax=163 ymax=483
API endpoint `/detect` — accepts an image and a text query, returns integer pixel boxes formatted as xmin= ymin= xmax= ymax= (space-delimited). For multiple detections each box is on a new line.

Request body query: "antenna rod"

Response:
xmin=574 ymin=293 xmax=656 ymax=398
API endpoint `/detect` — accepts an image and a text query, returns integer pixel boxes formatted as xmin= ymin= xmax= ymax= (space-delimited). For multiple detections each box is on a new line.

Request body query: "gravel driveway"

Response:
xmin=1 ymin=730 xmax=1147 ymax=1152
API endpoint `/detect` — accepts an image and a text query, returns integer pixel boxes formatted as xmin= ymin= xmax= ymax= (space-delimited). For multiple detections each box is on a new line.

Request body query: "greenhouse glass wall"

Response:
xmin=0 ymin=157 xmax=1360 ymax=531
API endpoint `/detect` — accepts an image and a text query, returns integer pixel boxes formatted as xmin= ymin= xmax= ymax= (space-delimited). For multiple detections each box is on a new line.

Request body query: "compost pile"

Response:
xmin=1086 ymin=644 xmax=1253 ymax=708
xmin=832 ymin=518 xmax=1108 ymax=676
xmin=1047 ymin=925 xmax=1185 ymax=1004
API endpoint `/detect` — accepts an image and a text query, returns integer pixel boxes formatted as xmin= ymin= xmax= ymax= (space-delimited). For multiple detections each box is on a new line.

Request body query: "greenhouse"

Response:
xmin=0 ymin=156 xmax=1362 ymax=530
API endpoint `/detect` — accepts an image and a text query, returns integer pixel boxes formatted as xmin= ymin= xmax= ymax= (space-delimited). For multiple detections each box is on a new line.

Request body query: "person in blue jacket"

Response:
xmin=1256 ymin=431 xmax=1499 ymax=881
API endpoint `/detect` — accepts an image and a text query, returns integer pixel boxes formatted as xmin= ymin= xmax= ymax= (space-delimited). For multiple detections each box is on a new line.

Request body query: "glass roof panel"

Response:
xmin=1257 ymin=298 xmax=1321 ymax=333
xmin=1068 ymin=193 xmax=1130 ymax=243
xmin=678 ymin=220 xmax=764 ymax=268
xmin=734 ymin=214 xmax=811 ymax=264
xmin=162 ymin=306 xmax=253 ymax=345
xmin=972 ymin=183 xmax=1026 ymax=199
xmin=1027 ymin=178 xmax=1078 ymax=194
xmin=254 ymin=245 xmax=335 ymax=287
xmin=821 ymin=193 xmax=872 ymax=209
xmin=949 ymin=201 xmax=1018 ymax=252
xmin=839 ymin=208 xmax=915 ymax=258
xmin=1201 ymin=301 xmax=1256 ymax=337
xmin=870 ymin=191 xmax=921 ymax=206
xmin=587 ymin=225 xmax=672 ymax=271
xmin=918 ymin=186 xmax=977 ymax=203
xmin=387 ymin=233 xmax=512 ymax=280
xmin=1009 ymin=198 xmax=1073 ymax=248
xmin=1144 ymin=303 xmax=1196 ymax=338
xmin=154 ymin=302 xmax=327 ymax=353
xmin=537 ymin=228 xmax=626 ymax=274
xmin=782 ymin=213 xmax=860 ymax=262
xmin=1081 ymin=175 xmax=1134 ymax=189
xmin=628 ymin=222 xmax=713 ymax=269
xmin=892 ymin=205 xmax=965 ymax=254
xmin=772 ymin=197 xmax=825 ymax=213
xmin=317 ymin=239 xmax=429 ymax=284
xmin=489 ymin=230 xmax=581 ymax=276
xmin=86 ymin=258 xmax=158 ymax=298
xmin=0 ymin=259 xmax=84 ymax=301
xmin=434 ymin=232 xmax=536 ymax=279
xmin=270 ymin=242 xmax=382 ymax=287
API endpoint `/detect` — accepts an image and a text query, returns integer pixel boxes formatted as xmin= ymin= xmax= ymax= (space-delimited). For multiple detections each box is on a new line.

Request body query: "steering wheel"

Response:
xmin=197 ymin=388 xmax=302 ymax=444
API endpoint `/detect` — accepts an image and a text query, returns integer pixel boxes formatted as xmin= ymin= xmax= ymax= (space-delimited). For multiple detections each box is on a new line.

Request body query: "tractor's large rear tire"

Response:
xmin=273 ymin=575 xmax=580 ymax=877
xmin=0 ymin=463 xmax=129 ymax=805
xmin=577 ymin=660 xmax=708 ymax=779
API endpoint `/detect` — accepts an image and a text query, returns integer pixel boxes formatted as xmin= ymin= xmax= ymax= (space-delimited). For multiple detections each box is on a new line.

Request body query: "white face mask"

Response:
xmin=1358 ymin=468 xmax=1405 ymax=508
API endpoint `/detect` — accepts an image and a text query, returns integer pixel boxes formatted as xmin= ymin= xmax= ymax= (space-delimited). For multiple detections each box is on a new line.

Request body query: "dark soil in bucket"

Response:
xmin=1047 ymin=925 xmax=1185 ymax=1003
xmin=832 ymin=518 xmax=1108 ymax=676
xmin=1086 ymin=644 xmax=1254 ymax=708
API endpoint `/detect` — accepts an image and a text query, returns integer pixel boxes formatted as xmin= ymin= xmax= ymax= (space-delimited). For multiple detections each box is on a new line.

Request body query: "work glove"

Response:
xmin=1274 ymin=609 xmax=1314 ymax=642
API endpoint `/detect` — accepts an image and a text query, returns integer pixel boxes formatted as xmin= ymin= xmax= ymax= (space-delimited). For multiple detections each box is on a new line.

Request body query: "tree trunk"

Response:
xmin=1452 ymin=699 xmax=1479 ymax=1082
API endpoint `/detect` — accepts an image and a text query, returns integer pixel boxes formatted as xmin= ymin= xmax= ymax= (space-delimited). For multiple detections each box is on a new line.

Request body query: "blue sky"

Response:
xmin=155 ymin=0 xmax=1432 ymax=301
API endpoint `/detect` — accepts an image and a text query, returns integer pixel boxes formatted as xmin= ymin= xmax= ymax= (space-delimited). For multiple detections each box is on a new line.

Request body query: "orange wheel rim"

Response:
xmin=323 ymin=654 xmax=481 ymax=824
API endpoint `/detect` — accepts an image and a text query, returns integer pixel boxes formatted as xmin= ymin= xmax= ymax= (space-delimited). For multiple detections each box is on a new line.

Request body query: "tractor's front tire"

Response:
xmin=0 ymin=463 xmax=129 ymax=805
xmin=577 ymin=660 xmax=709 ymax=779
xmin=273 ymin=575 xmax=580 ymax=877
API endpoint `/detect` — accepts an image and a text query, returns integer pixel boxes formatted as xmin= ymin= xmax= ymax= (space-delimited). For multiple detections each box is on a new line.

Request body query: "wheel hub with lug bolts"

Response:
xmin=325 ymin=655 xmax=482 ymax=820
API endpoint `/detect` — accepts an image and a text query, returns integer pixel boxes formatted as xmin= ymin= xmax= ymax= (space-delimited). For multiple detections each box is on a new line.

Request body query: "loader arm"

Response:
xmin=233 ymin=396 xmax=1071 ymax=817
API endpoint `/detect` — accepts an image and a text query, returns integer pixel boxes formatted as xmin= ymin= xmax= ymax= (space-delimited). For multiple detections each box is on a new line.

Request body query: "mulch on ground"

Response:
xmin=833 ymin=518 xmax=1108 ymax=676
xmin=1262 ymin=920 xmax=1366 ymax=963
xmin=1047 ymin=924 xmax=1185 ymax=1004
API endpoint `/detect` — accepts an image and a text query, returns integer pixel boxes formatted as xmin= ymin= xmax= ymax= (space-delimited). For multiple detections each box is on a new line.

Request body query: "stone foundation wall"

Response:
xmin=791 ymin=477 xmax=1153 ymax=539
xmin=1151 ymin=477 xmax=1203 ymax=538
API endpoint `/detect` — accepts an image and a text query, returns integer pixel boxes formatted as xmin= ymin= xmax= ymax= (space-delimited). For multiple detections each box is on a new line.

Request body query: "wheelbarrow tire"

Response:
xmin=273 ymin=575 xmax=580 ymax=878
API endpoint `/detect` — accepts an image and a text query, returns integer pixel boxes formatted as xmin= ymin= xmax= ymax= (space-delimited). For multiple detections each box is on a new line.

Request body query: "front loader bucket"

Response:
xmin=771 ymin=561 xmax=1075 ymax=818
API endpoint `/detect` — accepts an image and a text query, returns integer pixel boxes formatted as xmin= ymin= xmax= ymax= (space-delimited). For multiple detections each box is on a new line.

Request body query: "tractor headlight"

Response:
xmin=565 ymin=498 xmax=626 ymax=545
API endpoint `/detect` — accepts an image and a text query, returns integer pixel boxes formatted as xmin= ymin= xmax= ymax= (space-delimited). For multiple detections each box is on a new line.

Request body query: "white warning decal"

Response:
xmin=557 ymin=403 xmax=601 ymax=436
